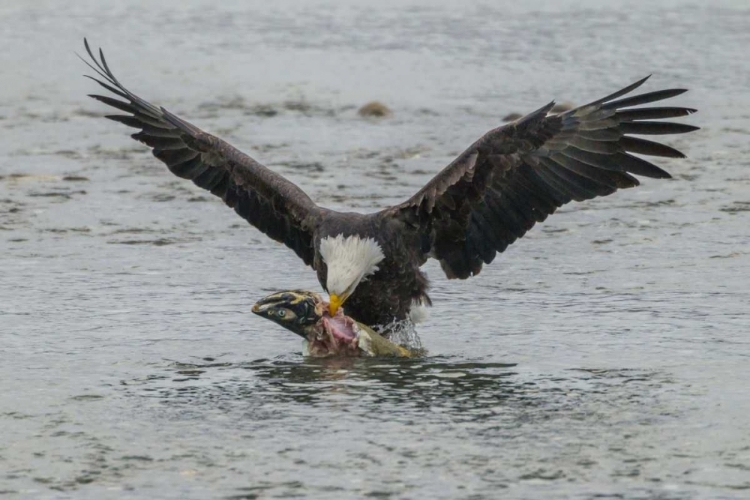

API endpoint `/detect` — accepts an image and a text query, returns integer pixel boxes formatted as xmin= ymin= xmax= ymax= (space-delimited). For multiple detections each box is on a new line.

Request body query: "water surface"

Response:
xmin=1 ymin=1 xmax=749 ymax=498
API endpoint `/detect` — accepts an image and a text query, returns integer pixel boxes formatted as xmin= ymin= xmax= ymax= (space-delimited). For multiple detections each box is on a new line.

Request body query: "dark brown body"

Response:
xmin=313 ymin=212 xmax=431 ymax=328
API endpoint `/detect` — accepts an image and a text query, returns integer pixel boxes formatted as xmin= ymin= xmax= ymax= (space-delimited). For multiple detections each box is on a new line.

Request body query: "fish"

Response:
xmin=251 ymin=290 xmax=417 ymax=358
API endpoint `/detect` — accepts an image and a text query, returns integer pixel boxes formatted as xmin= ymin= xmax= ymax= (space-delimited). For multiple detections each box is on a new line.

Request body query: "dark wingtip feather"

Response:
xmin=105 ymin=114 xmax=143 ymax=128
xmin=581 ymin=75 xmax=652 ymax=109
xmin=605 ymin=75 xmax=652 ymax=102
xmin=617 ymin=106 xmax=698 ymax=121
xmin=620 ymin=136 xmax=686 ymax=158
xmin=89 ymin=93 xmax=133 ymax=113
xmin=83 ymin=75 xmax=128 ymax=99
xmin=83 ymin=38 xmax=106 ymax=77
xmin=620 ymin=121 xmax=701 ymax=135
xmin=83 ymin=38 xmax=92 ymax=59
xmin=98 ymin=47 xmax=116 ymax=83
xmin=604 ymin=88 xmax=689 ymax=110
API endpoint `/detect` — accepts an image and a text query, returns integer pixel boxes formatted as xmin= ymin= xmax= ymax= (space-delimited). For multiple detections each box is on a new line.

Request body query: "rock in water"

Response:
xmin=358 ymin=101 xmax=392 ymax=118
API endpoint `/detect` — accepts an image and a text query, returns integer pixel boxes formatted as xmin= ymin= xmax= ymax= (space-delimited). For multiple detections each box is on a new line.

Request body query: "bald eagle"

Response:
xmin=80 ymin=39 xmax=697 ymax=331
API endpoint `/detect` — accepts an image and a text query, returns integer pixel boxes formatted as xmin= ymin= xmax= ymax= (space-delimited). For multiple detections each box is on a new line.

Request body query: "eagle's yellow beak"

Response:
xmin=328 ymin=294 xmax=345 ymax=316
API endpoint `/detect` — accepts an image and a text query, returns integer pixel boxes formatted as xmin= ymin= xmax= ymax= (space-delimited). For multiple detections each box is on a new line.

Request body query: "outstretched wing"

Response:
xmin=384 ymin=76 xmax=698 ymax=279
xmin=80 ymin=39 xmax=321 ymax=265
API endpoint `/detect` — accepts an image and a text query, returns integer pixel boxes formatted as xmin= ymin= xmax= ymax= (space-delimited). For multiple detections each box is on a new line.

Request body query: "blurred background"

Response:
xmin=1 ymin=1 xmax=749 ymax=499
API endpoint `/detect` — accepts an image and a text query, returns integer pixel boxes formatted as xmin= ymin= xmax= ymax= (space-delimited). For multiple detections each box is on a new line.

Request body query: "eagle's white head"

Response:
xmin=319 ymin=234 xmax=385 ymax=315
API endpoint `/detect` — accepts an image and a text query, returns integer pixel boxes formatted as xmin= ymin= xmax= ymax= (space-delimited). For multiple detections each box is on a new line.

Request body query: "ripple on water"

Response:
xmin=97 ymin=356 xmax=694 ymax=497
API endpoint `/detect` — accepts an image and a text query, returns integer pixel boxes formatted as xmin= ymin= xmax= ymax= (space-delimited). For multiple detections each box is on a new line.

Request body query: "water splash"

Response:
xmin=373 ymin=317 xmax=424 ymax=350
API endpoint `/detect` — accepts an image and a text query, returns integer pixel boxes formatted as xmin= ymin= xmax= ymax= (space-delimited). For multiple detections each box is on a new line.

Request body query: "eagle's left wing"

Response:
xmin=382 ymin=76 xmax=698 ymax=279
xmin=80 ymin=39 xmax=324 ymax=266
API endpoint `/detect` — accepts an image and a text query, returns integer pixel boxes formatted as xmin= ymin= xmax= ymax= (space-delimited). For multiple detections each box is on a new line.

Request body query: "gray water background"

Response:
xmin=1 ymin=0 xmax=749 ymax=498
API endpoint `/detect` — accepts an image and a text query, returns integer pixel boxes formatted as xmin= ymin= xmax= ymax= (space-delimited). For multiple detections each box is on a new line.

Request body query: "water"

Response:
xmin=1 ymin=0 xmax=749 ymax=498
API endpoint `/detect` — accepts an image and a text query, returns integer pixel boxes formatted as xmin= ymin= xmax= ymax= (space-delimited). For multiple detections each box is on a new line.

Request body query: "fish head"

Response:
xmin=252 ymin=289 xmax=360 ymax=355
xmin=252 ymin=290 xmax=324 ymax=338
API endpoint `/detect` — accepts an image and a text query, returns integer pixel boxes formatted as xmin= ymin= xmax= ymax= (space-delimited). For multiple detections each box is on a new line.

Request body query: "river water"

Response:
xmin=1 ymin=1 xmax=749 ymax=498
